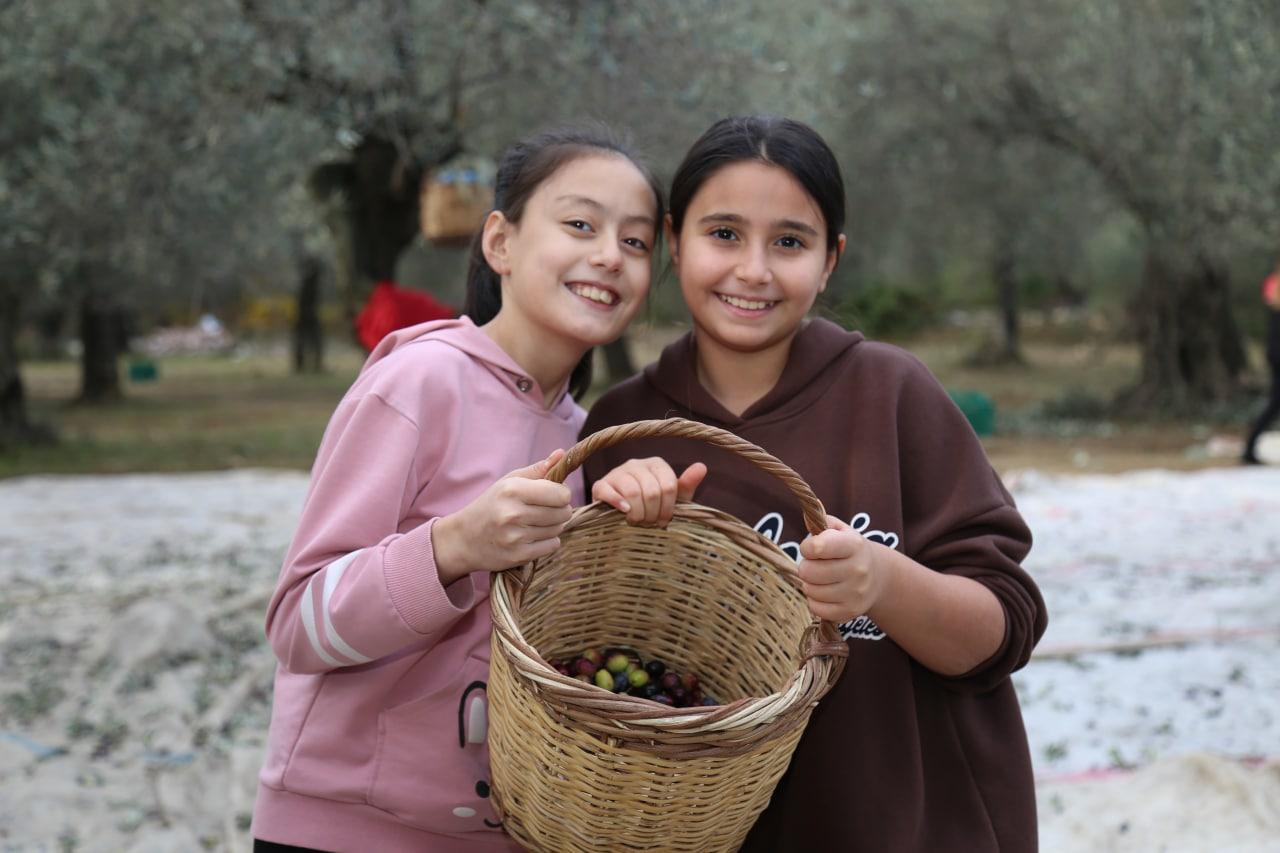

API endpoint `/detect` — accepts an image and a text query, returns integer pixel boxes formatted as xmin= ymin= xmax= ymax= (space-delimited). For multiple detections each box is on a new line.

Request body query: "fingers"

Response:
xmin=799 ymin=528 xmax=860 ymax=562
xmin=805 ymin=599 xmax=851 ymax=624
xmin=522 ymin=535 xmax=562 ymax=562
xmin=798 ymin=566 xmax=860 ymax=625
xmin=798 ymin=549 xmax=872 ymax=592
xmin=592 ymin=479 xmax=631 ymax=515
xmin=622 ymin=465 xmax=665 ymax=526
xmin=600 ymin=470 xmax=644 ymax=523
xmin=597 ymin=458 xmax=709 ymax=528
xmin=503 ymin=448 xmax=567 ymax=482
xmin=654 ymin=463 xmax=678 ymax=527
xmin=796 ymin=558 xmax=846 ymax=587
xmin=596 ymin=458 xmax=676 ymax=527
xmin=502 ymin=477 xmax=572 ymax=508
xmin=518 ymin=502 xmax=573 ymax=529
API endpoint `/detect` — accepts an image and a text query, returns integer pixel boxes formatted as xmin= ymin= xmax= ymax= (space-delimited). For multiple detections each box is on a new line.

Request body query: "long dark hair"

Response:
xmin=463 ymin=125 xmax=664 ymax=399
xmin=668 ymin=115 xmax=845 ymax=254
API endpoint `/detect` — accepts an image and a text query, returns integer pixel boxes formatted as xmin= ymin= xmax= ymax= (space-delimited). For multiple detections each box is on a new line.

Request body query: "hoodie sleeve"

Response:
xmin=894 ymin=358 xmax=1048 ymax=692
xmin=264 ymin=391 xmax=479 ymax=675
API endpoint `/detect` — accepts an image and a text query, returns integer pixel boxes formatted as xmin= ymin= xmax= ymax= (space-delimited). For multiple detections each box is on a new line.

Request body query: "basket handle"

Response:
xmin=546 ymin=418 xmax=829 ymax=536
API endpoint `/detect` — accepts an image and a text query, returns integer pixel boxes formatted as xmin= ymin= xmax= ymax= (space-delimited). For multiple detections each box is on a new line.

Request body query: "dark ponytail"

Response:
xmin=463 ymin=125 xmax=664 ymax=399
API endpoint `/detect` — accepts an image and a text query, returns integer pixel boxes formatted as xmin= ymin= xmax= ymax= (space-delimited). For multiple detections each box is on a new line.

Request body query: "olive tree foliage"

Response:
xmin=0 ymin=0 xmax=325 ymax=414
xmin=13 ymin=0 xmax=1272 ymax=429
xmin=839 ymin=0 xmax=1280 ymax=408
xmin=2 ymin=0 xmax=818 ymax=427
xmin=669 ymin=1 xmax=1106 ymax=358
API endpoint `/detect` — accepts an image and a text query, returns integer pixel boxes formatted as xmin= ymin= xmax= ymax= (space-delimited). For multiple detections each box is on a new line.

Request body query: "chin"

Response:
xmin=710 ymin=326 xmax=787 ymax=354
xmin=563 ymin=323 xmax=624 ymax=349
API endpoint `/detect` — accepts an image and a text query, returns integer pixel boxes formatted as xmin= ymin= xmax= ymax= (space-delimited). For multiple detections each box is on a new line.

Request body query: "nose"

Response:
xmin=735 ymin=245 xmax=773 ymax=286
xmin=590 ymin=237 xmax=623 ymax=273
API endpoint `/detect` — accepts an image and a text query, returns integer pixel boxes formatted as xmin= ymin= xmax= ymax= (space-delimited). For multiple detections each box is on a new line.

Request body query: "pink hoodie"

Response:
xmin=253 ymin=317 xmax=584 ymax=852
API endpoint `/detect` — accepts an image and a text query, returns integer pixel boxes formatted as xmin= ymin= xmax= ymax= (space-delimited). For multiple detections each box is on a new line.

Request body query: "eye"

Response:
xmin=776 ymin=235 xmax=806 ymax=250
xmin=709 ymin=227 xmax=737 ymax=241
xmin=623 ymin=237 xmax=651 ymax=253
xmin=565 ymin=219 xmax=593 ymax=232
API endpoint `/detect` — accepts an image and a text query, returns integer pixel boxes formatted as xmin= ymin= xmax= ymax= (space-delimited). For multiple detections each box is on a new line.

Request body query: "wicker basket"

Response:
xmin=488 ymin=418 xmax=848 ymax=852
xmin=419 ymin=169 xmax=494 ymax=244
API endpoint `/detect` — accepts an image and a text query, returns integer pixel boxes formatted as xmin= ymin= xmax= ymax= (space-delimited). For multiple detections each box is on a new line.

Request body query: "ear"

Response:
xmin=818 ymin=233 xmax=846 ymax=294
xmin=481 ymin=211 xmax=513 ymax=276
xmin=664 ymin=214 xmax=679 ymax=267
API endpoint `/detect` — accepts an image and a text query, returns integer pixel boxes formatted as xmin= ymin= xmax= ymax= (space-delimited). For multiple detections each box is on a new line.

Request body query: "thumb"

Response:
xmin=676 ymin=462 xmax=708 ymax=502
xmin=801 ymin=516 xmax=853 ymax=560
xmin=823 ymin=514 xmax=851 ymax=533
xmin=504 ymin=448 xmax=566 ymax=481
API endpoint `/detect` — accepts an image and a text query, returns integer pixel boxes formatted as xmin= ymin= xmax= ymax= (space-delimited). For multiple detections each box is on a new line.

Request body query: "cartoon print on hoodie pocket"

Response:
xmin=368 ymin=654 xmax=502 ymax=832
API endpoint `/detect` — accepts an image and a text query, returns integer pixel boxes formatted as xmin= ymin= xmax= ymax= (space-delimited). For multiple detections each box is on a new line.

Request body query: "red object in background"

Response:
xmin=1264 ymin=272 xmax=1279 ymax=305
xmin=355 ymin=281 xmax=455 ymax=351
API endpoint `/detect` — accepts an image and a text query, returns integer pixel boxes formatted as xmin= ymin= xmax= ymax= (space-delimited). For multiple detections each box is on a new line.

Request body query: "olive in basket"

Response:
xmin=557 ymin=648 xmax=717 ymax=708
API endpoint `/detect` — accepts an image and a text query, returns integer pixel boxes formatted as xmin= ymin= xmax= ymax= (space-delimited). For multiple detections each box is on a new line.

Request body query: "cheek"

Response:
xmin=783 ymin=258 xmax=831 ymax=298
xmin=676 ymin=251 xmax=723 ymax=292
xmin=677 ymin=270 xmax=703 ymax=306
xmin=626 ymin=259 xmax=652 ymax=297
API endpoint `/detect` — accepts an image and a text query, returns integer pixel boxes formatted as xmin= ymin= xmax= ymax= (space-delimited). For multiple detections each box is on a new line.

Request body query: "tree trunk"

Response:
xmin=293 ymin=259 xmax=325 ymax=373
xmin=310 ymin=134 xmax=462 ymax=339
xmin=993 ymin=239 xmax=1023 ymax=364
xmin=1122 ymin=248 xmax=1245 ymax=411
xmin=0 ymin=287 xmax=33 ymax=447
xmin=79 ymin=292 xmax=124 ymax=404
xmin=965 ymin=237 xmax=1024 ymax=368
xmin=350 ymin=137 xmax=423 ymax=283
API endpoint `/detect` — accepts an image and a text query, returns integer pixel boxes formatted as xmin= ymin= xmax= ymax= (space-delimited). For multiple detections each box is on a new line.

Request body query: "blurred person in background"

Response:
xmin=1243 ymin=260 xmax=1280 ymax=465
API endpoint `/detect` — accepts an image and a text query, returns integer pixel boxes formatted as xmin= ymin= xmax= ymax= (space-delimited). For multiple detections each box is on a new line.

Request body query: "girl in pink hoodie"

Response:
xmin=252 ymin=126 xmax=695 ymax=852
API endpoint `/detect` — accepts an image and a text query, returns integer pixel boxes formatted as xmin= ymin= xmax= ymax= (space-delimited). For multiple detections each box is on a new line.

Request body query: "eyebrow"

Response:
xmin=698 ymin=212 xmax=820 ymax=237
xmin=556 ymin=194 xmax=655 ymax=227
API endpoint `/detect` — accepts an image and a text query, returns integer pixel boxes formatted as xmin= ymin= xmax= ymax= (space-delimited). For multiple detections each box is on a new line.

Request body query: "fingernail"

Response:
xmin=619 ymin=501 xmax=631 ymax=513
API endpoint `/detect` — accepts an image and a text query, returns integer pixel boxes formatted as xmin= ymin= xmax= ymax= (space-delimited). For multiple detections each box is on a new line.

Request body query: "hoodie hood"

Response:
xmin=362 ymin=316 xmax=577 ymax=418
xmin=365 ymin=316 xmax=508 ymax=372
xmin=643 ymin=317 xmax=864 ymax=427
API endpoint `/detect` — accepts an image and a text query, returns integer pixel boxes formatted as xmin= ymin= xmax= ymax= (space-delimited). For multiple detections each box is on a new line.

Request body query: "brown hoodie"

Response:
xmin=581 ymin=318 xmax=1046 ymax=852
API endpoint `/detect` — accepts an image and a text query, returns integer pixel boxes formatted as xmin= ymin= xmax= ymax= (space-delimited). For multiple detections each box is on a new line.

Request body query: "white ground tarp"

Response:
xmin=1 ymin=467 xmax=1278 ymax=851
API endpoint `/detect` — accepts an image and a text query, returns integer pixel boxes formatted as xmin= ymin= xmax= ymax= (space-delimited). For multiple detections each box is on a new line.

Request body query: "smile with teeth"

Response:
xmin=567 ymin=283 xmax=619 ymax=306
xmin=718 ymin=293 xmax=777 ymax=311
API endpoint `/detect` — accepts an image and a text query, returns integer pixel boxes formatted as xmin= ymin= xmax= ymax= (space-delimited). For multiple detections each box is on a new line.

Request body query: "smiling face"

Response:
xmin=483 ymin=153 xmax=658 ymax=355
xmin=671 ymin=160 xmax=842 ymax=357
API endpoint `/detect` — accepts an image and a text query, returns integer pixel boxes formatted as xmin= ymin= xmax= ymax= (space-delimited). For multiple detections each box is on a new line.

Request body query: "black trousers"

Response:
xmin=254 ymin=842 xmax=328 ymax=853
xmin=1245 ymin=364 xmax=1280 ymax=458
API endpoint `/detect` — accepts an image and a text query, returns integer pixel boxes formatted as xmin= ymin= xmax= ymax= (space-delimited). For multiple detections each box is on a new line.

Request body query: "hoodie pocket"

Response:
xmin=368 ymin=653 xmax=503 ymax=833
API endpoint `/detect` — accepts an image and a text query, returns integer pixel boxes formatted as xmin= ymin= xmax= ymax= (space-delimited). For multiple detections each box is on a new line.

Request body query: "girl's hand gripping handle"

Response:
xmin=591 ymin=458 xmax=708 ymax=528
xmin=432 ymin=450 xmax=572 ymax=586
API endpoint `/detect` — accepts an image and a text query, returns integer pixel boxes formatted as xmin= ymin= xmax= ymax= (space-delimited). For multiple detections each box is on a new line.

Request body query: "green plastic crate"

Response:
xmin=948 ymin=389 xmax=996 ymax=436
xmin=127 ymin=358 xmax=159 ymax=383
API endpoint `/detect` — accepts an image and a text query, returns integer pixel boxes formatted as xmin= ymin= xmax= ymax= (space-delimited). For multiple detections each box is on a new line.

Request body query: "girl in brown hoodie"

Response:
xmin=586 ymin=116 xmax=1047 ymax=852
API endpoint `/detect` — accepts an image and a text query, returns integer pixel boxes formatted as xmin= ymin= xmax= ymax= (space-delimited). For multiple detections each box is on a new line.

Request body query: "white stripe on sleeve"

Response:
xmin=321 ymin=550 xmax=374 ymax=664
xmin=299 ymin=574 xmax=344 ymax=668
